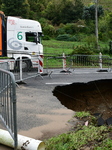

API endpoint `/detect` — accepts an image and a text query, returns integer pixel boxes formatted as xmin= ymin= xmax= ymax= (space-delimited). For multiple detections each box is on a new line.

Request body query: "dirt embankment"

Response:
xmin=53 ymin=79 xmax=112 ymax=120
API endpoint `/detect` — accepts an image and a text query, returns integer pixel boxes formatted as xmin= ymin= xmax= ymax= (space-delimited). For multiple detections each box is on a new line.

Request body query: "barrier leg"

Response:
xmin=60 ymin=53 xmax=71 ymax=73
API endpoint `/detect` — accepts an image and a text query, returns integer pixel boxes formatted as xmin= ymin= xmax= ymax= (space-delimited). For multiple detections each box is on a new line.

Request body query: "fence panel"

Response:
xmin=44 ymin=54 xmax=110 ymax=69
xmin=69 ymin=54 xmax=110 ymax=68
xmin=12 ymin=57 xmax=41 ymax=82
xmin=0 ymin=54 xmax=111 ymax=82
xmin=0 ymin=68 xmax=17 ymax=149
xmin=0 ymin=62 xmax=9 ymax=70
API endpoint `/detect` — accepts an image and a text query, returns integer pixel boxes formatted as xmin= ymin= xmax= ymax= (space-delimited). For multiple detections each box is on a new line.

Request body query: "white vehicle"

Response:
xmin=0 ymin=11 xmax=43 ymax=71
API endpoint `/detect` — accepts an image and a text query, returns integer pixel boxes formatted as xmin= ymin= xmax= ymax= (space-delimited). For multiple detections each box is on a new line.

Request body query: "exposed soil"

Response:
xmin=53 ymin=79 xmax=112 ymax=121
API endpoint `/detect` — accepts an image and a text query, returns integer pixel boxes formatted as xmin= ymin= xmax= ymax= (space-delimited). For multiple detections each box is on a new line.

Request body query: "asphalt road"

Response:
xmin=16 ymin=68 xmax=112 ymax=132
xmin=0 ymin=68 xmax=112 ymax=149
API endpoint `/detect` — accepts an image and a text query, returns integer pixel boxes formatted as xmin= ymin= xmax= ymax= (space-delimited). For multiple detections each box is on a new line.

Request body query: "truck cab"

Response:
xmin=7 ymin=16 xmax=43 ymax=56
xmin=0 ymin=12 xmax=43 ymax=71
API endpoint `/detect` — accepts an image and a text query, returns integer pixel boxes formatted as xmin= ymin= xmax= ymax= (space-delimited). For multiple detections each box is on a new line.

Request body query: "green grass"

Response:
xmin=42 ymin=39 xmax=88 ymax=55
xmin=0 ymin=57 xmax=10 ymax=59
xmin=42 ymin=39 xmax=109 ymax=56
xmin=45 ymin=125 xmax=112 ymax=150
xmin=74 ymin=111 xmax=92 ymax=118
xmin=45 ymin=112 xmax=112 ymax=150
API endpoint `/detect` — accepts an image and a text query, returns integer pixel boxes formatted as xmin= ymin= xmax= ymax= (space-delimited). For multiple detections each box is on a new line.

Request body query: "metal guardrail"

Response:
xmin=0 ymin=68 xmax=18 ymax=150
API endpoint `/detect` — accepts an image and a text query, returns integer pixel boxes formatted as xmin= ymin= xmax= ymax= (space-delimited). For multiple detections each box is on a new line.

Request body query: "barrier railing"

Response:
xmin=0 ymin=54 xmax=112 ymax=82
xmin=0 ymin=61 xmax=9 ymax=70
xmin=13 ymin=57 xmax=44 ymax=82
xmin=69 ymin=54 xmax=110 ymax=68
xmin=44 ymin=54 xmax=111 ymax=70
xmin=0 ymin=68 xmax=17 ymax=150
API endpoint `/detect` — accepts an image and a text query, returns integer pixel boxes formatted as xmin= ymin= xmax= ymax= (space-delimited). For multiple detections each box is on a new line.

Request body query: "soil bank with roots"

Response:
xmin=53 ymin=79 xmax=112 ymax=120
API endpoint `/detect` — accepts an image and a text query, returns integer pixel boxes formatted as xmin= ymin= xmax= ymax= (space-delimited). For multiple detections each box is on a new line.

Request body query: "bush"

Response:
xmin=108 ymin=30 xmax=112 ymax=39
xmin=63 ymin=23 xmax=77 ymax=34
xmin=43 ymin=24 xmax=56 ymax=38
xmin=56 ymin=23 xmax=86 ymax=36
xmin=71 ymin=45 xmax=95 ymax=55
xmin=69 ymin=35 xmax=78 ymax=41
xmin=56 ymin=34 xmax=70 ymax=41
xmin=99 ymin=32 xmax=109 ymax=42
xmin=82 ymin=35 xmax=97 ymax=46
xmin=56 ymin=34 xmax=78 ymax=41
xmin=56 ymin=28 xmax=65 ymax=35
xmin=42 ymin=35 xmax=51 ymax=40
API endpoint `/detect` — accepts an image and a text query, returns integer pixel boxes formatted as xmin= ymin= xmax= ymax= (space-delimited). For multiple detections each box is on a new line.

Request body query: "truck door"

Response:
xmin=24 ymin=32 xmax=38 ymax=53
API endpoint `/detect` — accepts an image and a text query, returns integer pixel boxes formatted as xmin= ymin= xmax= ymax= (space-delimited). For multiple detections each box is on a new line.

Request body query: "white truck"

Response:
xmin=0 ymin=11 xmax=43 ymax=71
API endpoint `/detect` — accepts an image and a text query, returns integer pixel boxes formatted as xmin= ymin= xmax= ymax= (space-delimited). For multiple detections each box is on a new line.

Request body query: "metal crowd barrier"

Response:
xmin=44 ymin=54 xmax=110 ymax=70
xmin=0 ymin=61 xmax=9 ymax=70
xmin=13 ymin=54 xmax=112 ymax=82
xmin=12 ymin=57 xmax=43 ymax=82
xmin=0 ymin=68 xmax=17 ymax=149
xmin=69 ymin=54 xmax=110 ymax=68
xmin=0 ymin=54 xmax=112 ymax=83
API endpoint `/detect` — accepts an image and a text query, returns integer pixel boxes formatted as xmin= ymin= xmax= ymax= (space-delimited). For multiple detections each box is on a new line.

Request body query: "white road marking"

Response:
xmin=46 ymin=82 xmax=71 ymax=85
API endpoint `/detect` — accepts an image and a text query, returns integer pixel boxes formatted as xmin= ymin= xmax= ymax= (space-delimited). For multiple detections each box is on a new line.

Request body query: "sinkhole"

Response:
xmin=53 ymin=79 xmax=112 ymax=121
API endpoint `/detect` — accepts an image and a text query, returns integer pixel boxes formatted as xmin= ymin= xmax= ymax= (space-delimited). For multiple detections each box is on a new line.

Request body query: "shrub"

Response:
xmin=71 ymin=45 xmax=95 ymax=55
xmin=56 ymin=34 xmax=78 ymax=42
xmin=43 ymin=24 xmax=56 ymax=38
xmin=99 ymin=32 xmax=109 ymax=42
xmin=56 ymin=28 xmax=65 ymax=35
xmin=69 ymin=35 xmax=78 ymax=42
xmin=63 ymin=23 xmax=78 ymax=34
xmin=108 ymin=30 xmax=112 ymax=39
xmin=82 ymin=35 xmax=96 ymax=46
xmin=42 ymin=35 xmax=51 ymax=40
xmin=56 ymin=34 xmax=71 ymax=41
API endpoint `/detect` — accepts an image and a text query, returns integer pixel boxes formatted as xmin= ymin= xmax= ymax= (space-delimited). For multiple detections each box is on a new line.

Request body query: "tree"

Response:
xmin=82 ymin=5 xmax=104 ymax=21
xmin=0 ymin=0 xmax=2 ymax=9
xmin=1 ymin=0 xmax=30 ymax=18
xmin=44 ymin=0 xmax=84 ymax=25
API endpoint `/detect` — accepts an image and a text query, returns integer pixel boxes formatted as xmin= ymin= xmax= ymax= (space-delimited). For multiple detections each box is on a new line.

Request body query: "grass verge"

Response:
xmin=45 ymin=111 xmax=112 ymax=150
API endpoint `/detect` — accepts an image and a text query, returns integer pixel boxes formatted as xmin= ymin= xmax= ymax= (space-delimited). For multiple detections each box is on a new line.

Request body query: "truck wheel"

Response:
xmin=22 ymin=60 xmax=32 ymax=72
xmin=14 ymin=59 xmax=32 ymax=72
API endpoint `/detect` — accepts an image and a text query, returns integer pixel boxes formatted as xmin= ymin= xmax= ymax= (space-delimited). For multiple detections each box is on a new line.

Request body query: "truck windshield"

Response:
xmin=26 ymin=32 xmax=37 ymax=43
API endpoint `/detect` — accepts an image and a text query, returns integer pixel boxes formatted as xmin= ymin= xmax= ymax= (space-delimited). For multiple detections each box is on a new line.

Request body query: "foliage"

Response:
xmin=56 ymin=22 xmax=86 ymax=36
xmin=82 ymin=0 xmax=112 ymax=12
xmin=43 ymin=24 xmax=56 ymax=38
xmin=82 ymin=35 xmax=97 ymax=46
xmin=82 ymin=4 xmax=104 ymax=21
xmin=71 ymin=45 xmax=95 ymax=55
xmin=74 ymin=111 xmax=91 ymax=118
xmin=106 ymin=12 xmax=112 ymax=31
xmin=44 ymin=0 xmax=84 ymax=25
xmin=56 ymin=34 xmax=71 ymax=41
xmin=56 ymin=34 xmax=78 ymax=42
xmin=0 ymin=0 xmax=112 ymax=43
xmin=1 ymin=0 xmax=30 ymax=18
